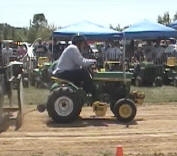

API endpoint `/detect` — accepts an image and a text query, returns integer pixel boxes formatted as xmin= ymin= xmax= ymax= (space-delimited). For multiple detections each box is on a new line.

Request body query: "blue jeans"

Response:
xmin=54 ymin=69 xmax=95 ymax=98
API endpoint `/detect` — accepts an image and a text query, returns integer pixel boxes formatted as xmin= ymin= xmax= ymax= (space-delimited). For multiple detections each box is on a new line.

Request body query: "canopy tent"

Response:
xmin=53 ymin=20 xmax=122 ymax=40
xmin=123 ymin=19 xmax=177 ymax=40
xmin=168 ymin=20 xmax=177 ymax=29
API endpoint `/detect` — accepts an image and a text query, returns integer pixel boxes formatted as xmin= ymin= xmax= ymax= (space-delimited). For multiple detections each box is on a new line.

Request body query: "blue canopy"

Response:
xmin=123 ymin=20 xmax=177 ymax=40
xmin=53 ymin=21 xmax=122 ymax=40
xmin=168 ymin=20 xmax=177 ymax=29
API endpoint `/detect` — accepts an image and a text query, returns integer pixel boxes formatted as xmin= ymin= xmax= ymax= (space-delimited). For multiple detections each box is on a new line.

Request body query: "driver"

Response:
xmin=53 ymin=35 xmax=96 ymax=99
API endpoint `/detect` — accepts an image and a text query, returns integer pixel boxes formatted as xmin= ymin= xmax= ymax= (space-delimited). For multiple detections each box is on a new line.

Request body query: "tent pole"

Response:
xmin=52 ymin=35 xmax=54 ymax=62
xmin=123 ymin=33 xmax=127 ymax=84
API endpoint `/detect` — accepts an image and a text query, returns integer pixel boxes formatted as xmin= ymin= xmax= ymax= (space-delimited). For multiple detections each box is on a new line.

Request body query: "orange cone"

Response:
xmin=116 ymin=145 xmax=123 ymax=156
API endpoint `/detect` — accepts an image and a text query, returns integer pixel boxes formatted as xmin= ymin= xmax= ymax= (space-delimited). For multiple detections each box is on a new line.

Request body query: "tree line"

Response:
xmin=110 ymin=11 xmax=177 ymax=31
xmin=0 ymin=12 xmax=177 ymax=43
xmin=0 ymin=13 xmax=56 ymax=43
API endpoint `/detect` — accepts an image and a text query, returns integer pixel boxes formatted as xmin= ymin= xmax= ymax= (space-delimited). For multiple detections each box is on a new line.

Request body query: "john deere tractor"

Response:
xmin=37 ymin=68 xmax=144 ymax=123
xmin=133 ymin=61 xmax=163 ymax=86
xmin=163 ymin=57 xmax=177 ymax=86
xmin=31 ymin=57 xmax=52 ymax=88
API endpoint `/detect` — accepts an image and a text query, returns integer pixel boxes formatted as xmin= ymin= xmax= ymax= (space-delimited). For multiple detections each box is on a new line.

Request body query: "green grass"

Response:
xmin=23 ymin=85 xmax=177 ymax=106
xmin=23 ymin=87 xmax=49 ymax=105
xmin=131 ymin=85 xmax=177 ymax=103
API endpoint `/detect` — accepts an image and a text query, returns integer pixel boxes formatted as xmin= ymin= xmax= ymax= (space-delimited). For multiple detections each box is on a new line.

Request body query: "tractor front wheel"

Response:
xmin=113 ymin=99 xmax=137 ymax=123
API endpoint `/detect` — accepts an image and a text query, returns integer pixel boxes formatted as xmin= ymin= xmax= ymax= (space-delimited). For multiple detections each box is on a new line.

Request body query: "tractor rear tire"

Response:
xmin=113 ymin=99 xmax=137 ymax=123
xmin=0 ymin=86 xmax=4 ymax=108
xmin=47 ymin=87 xmax=81 ymax=123
xmin=110 ymin=102 xmax=116 ymax=115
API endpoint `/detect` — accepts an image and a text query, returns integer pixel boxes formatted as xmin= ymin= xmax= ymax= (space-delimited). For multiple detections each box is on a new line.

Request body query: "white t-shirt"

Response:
xmin=155 ymin=47 xmax=165 ymax=59
xmin=53 ymin=44 xmax=96 ymax=74
xmin=2 ymin=47 xmax=13 ymax=65
xmin=143 ymin=46 xmax=155 ymax=61
xmin=105 ymin=47 xmax=122 ymax=61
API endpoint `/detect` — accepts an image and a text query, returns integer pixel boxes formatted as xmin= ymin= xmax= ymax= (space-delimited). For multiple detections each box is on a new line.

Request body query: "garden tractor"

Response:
xmin=163 ymin=57 xmax=177 ymax=86
xmin=31 ymin=57 xmax=52 ymax=88
xmin=133 ymin=61 xmax=163 ymax=86
xmin=37 ymin=69 xmax=145 ymax=124
xmin=104 ymin=61 xmax=123 ymax=71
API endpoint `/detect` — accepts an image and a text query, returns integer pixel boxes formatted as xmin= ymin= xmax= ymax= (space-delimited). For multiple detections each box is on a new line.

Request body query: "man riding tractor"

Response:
xmin=52 ymin=35 xmax=97 ymax=100
xmin=37 ymin=35 xmax=144 ymax=124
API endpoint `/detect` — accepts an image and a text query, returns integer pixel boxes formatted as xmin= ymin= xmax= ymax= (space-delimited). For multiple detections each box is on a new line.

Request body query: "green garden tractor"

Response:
xmin=133 ymin=61 xmax=163 ymax=87
xmin=163 ymin=57 xmax=177 ymax=86
xmin=37 ymin=70 xmax=145 ymax=124
xmin=31 ymin=57 xmax=52 ymax=88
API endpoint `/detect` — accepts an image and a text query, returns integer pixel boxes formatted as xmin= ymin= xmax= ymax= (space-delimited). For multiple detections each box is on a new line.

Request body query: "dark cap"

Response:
xmin=71 ymin=34 xmax=87 ymax=45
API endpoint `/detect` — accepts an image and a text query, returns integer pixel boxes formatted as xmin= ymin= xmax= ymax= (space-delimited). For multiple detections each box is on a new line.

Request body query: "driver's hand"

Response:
xmin=90 ymin=59 xmax=97 ymax=65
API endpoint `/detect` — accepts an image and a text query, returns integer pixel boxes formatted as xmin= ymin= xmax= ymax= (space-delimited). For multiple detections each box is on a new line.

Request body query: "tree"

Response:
xmin=32 ymin=13 xmax=48 ymax=29
xmin=173 ymin=12 xmax=177 ymax=21
xmin=110 ymin=24 xmax=122 ymax=31
xmin=157 ymin=15 xmax=163 ymax=24
xmin=157 ymin=12 xmax=171 ymax=25
xmin=163 ymin=12 xmax=171 ymax=25
xmin=27 ymin=26 xmax=37 ymax=43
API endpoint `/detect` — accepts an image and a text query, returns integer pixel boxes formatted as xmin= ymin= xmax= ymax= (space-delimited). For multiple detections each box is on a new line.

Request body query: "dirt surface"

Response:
xmin=0 ymin=103 xmax=177 ymax=156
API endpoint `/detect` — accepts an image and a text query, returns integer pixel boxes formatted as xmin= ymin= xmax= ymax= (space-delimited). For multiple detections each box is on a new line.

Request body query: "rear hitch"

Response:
xmin=37 ymin=104 xmax=46 ymax=113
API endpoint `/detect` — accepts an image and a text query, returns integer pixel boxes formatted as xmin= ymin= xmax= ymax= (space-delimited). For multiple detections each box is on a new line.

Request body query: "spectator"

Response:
xmin=48 ymin=38 xmax=60 ymax=61
xmin=2 ymin=42 xmax=13 ymax=65
xmin=34 ymin=39 xmax=48 ymax=58
xmin=143 ymin=41 xmax=155 ymax=62
xmin=17 ymin=45 xmax=27 ymax=58
xmin=134 ymin=43 xmax=144 ymax=62
xmin=154 ymin=40 xmax=165 ymax=64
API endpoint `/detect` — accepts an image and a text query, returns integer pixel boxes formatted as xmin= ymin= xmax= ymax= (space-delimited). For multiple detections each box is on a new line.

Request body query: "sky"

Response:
xmin=0 ymin=0 xmax=177 ymax=28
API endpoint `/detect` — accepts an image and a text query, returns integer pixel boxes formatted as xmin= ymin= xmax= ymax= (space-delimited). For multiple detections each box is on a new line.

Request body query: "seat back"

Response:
xmin=51 ymin=76 xmax=70 ymax=84
xmin=167 ymin=57 xmax=177 ymax=67
xmin=38 ymin=57 xmax=49 ymax=68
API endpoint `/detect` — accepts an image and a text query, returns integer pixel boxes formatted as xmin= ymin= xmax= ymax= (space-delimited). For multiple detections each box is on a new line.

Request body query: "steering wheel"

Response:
xmin=86 ymin=63 xmax=97 ymax=78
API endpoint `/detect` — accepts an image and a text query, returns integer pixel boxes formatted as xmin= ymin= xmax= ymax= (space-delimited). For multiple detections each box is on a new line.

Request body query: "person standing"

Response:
xmin=48 ymin=39 xmax=60 ymax=61
xmin=17 ymin=45 xmax=27 ymax=58
xmin=34 ymin=39 xmax=48 ymax=58
xmin=2 ymin=42 xmax=13 ymax=65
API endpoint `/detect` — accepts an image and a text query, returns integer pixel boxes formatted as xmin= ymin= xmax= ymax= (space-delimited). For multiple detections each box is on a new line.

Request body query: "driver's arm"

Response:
xmin=71 ymin=46 xmax=96 ymax=67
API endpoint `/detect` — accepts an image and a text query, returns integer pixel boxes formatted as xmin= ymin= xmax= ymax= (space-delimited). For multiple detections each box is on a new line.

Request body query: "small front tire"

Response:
xmin=113 ymin=99 xmax=137 ymax=123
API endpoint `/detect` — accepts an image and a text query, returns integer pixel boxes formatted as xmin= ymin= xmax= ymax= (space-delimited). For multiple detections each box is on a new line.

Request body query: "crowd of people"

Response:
xmin=133 ymin=39 xmax=177 ymax=65
xmin=1 ymin=37 xmax=177 ymax=69
xmin=33 ymin=39 xmax=68 ymax=61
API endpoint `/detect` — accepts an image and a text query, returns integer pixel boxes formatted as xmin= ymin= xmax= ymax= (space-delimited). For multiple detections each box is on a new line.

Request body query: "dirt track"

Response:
xmin=0 ymin=103 xmax=177 ymax=156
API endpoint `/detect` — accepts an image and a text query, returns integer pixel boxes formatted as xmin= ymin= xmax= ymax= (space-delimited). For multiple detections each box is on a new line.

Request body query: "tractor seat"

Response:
xmin=38 ymin=57 xmax=49 ymax=68
xmin=51 ymin=76 xmax=70 ymax=84
xmin=166 ymin=57 xmax=177 ymax=67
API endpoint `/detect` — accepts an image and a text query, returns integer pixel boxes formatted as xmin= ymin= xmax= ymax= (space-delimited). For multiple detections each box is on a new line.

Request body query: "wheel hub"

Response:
xmin=119 ymin=104 xmax=132 ymax=118
xmin=54 ymin=96 xmax=74 ymax=116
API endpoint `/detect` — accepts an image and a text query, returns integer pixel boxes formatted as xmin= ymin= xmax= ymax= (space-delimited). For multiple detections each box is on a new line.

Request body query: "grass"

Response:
xmin=131 ymin=85 xmax=177 ymax=103
xmin=22 ymin=85 xmax=177 ymax=107
xmin=23 ymin=87 xmax=49 ymax=106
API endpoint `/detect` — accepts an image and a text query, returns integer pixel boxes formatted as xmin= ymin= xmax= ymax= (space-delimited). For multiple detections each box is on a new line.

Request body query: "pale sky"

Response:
xmin=0 ymin=0 xmax=176 ymax=28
